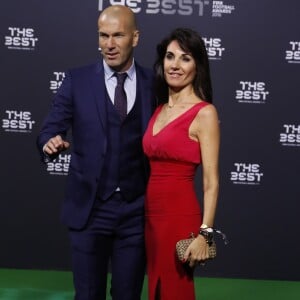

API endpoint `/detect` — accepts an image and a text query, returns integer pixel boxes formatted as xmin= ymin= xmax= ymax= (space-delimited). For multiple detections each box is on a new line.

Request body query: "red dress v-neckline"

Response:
xmin=152 ymin=102 xmax=206 ymax=136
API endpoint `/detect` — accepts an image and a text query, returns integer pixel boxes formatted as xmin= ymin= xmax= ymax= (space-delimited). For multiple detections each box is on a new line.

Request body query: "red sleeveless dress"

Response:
xmin=143 ymin=101 xmax=209 ymax=300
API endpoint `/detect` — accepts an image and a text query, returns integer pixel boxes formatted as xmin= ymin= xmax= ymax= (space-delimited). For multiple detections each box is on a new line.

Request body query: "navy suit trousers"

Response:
xmin=69 ymin=192 xmax=146 ymax=300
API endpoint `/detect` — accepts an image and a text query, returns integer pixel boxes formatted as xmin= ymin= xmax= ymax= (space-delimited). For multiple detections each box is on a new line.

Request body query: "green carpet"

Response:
xmin=0 ymin=268 xmax=299 ymax=300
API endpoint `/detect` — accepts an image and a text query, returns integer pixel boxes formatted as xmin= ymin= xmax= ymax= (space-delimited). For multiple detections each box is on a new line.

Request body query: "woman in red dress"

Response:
xmin=143 ymin=28 xmax=220 ymax=300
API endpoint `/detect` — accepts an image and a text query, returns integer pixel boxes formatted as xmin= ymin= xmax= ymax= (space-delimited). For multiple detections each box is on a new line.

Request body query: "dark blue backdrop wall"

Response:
xmin=1 ymin=0 xmax=299 ymax=280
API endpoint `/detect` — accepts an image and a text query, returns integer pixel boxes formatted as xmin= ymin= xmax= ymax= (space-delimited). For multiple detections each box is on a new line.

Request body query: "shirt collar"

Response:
xmin=103 ymin=59 xmax=136 ymax=81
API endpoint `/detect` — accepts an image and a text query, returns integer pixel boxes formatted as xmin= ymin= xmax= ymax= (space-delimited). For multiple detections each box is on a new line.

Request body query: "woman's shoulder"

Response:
xmin=197 ymin=101 xmax=218 ymax=116
xmin=194 ymin=101 xmax=219 ymax=126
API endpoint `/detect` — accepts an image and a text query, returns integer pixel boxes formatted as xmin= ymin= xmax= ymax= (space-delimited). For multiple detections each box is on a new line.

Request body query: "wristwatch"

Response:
xmin=199 ymin=227 xmax=214 ymax=245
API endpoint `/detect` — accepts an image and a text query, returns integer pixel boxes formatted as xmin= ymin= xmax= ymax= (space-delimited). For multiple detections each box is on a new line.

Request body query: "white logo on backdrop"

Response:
xmin=235 ymin=81 xmax=269 ymax=104
xmin=98 ymin=0 xmax=235 ymax=17
xmin=203 ymin=37 xmax=225 ymax=60
xmin=2 ymin=110 xmax=35 ymax=133
xmin=4 ymin=27 xmax=38 ymax=50
xmin=50 ymin=72 xmax=66 ymax=94
xmin=47 ymin=154 xmax=71 ymax=175
xmin=279 ymin=124 xmax=300 ymax=147
xmin=285 ymin=41 xmax=300 ymax=63
xmin=231 ymin=163 xmax=264 ymax=185
xmin=212 ymin=1 xmax=235 ymax=17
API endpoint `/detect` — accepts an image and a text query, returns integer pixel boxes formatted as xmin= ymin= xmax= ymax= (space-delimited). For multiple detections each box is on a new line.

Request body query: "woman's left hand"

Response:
xmin=183 ymin=235 xmax=209 ymax=267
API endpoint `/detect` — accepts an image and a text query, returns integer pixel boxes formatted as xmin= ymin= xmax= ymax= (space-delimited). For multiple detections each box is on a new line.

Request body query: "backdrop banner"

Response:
xmin=0 ymin=0 xmax=299 ymax=280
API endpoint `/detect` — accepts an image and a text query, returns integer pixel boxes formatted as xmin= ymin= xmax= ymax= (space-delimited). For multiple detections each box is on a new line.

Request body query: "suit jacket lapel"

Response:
xmin=90 ymin=61 xmax=154 ymax=134
xmin=90 ymin=62 xmax=107 ymax=132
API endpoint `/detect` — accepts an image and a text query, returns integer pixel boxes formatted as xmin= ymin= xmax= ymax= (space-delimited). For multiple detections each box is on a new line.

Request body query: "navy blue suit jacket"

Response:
xmin=37 ymin=61 xmax=156 ymax=229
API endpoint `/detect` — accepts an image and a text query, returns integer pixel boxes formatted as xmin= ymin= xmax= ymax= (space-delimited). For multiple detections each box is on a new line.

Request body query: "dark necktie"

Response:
xmin=114 ymin=72 xmax=127 ymax=121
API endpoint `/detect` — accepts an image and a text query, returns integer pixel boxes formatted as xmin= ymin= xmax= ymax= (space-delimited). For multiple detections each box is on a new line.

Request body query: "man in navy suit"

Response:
xmin=37 ymin=5 xmax=155 ymax=300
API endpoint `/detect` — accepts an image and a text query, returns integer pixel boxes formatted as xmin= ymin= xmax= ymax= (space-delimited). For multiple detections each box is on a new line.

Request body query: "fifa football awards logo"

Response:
xmin=285 ymin=41 xmax=300 ymax=63
xmin=97 ymin=0 xmax=235 ymax=17
xmin=47 ymin=154 xmax=71 ymax=175
xmin=212 ymin=1 xmax=235 ymax=17
xmin=235 ymin=81 xmax=269 ymax=104
xmin=4 ymin=27 xmax=38 ymax=50
xmin=230 ymin=163 xmax=263 ymax=185
xmin=2 ymin=110 xmax=35 ymax=133
xmin=279 ymin=124 xmax=300 ymax=147
xmin=50 ymin=72 xmax=65 ymax=94
xmin=203 ymin=37 xmax=225 ymax=60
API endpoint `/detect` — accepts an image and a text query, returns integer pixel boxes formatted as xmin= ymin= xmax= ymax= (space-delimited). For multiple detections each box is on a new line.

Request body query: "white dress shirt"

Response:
xmin=103 ymin=59 xmax=137 ymax=113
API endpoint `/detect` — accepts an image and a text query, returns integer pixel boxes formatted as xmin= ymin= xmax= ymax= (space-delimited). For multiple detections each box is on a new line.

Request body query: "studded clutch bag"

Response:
xmin=175 ymin=234 xmax=217 ymax=262
xmin=176 ymin=229 xmax=228 ymax=263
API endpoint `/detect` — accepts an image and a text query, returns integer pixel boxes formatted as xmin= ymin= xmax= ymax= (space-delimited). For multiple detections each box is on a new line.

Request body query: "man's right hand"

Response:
xmin=43 ymin=135 xmax=70 ymax=155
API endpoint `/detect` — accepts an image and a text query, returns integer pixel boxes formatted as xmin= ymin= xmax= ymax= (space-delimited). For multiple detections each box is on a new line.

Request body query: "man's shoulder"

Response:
xmin=68 ymin=61 xmax=102 ymax=76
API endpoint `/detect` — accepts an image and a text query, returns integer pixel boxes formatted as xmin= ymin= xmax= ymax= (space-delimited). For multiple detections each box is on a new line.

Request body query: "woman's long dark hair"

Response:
xmin=154 ymin=27 xmax=213 ymax=104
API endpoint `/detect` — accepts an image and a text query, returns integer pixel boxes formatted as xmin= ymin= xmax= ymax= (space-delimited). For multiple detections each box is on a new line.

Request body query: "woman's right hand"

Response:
xmin=183 ymin=235 xmax=209 ymax=267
